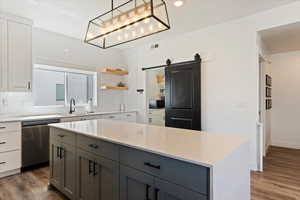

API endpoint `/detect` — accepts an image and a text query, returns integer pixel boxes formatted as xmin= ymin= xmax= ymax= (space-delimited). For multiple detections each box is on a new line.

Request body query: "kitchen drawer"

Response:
xmin=61 ymin=115 xmax=102 ymax=123
xmin=0 ymin=131 xmax=21 ymax=152
xmin=80 ymin=115 xmax=101 ymax=121
xmin=119 ymin=146 xmax=209 ymax=195
xmin=50 ymin=127 xmax=76 ymax=146
xmin=0 ymin=150 xmax=21 ymax=173
xmin=121 ymin=113 xmax=136 ymax=122
xmin=0 ymin=122 xmax=21 ymax=133
xmin=77 ymin=134 xmax=119 ymax=161
xmin=101 ymin=114 xmax=121 ymax=121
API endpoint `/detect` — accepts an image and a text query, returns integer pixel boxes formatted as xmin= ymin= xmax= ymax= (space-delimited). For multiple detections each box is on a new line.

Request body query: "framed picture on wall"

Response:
xmin=266 ymin=99 xmax=272 ymax=110
xmin=266 ymin=75 xmax=272 ymax=87
xmin=266 ymin=87 xmax=272 ymax=97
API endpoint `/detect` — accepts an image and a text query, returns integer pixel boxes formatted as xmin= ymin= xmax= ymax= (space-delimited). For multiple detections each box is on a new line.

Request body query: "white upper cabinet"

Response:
xmin=7 ymin=20 xmax=32 ymax=91
xmin=0 ymin=18 xmax=7 ymax=91
xmin=0 ymin=13 xmax=33 ymax=92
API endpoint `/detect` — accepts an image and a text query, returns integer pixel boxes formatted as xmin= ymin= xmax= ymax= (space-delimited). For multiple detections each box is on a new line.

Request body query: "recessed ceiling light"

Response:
xmin=174 ymin=0 xmax=184 ymax=7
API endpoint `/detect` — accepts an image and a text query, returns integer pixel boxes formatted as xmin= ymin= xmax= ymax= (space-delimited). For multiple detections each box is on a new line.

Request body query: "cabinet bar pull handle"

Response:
xmin=28 ymin=82 xmax=31 ymax=90
xmin=93 ymin=161 xmax=98 ymax=176
xmin=88 ymin=160 xmax=93 ymax=175
xmin=0 ymin=127 xmax=6 ymax=129
xmin=88 ymin=144 xmax=99 ymax=149
xmin=0 ymin=142 xmax=6 ymax=145
xmin=59 ymin=147 xmax=64 ymax=159
xmin=58 ymin=134 xmax=65 ymax=138
xmin=146 ymin=184 xmax=151 ymax=200
xmin=155 ymin=188 xmax=160 ymax=200
xmin=144 ymin=162 xmax=161 ymax=169
xmin=0 ymin=162 xmax=6 ymax=165
xmin=57 ymin=147 xmax=60 ymax=158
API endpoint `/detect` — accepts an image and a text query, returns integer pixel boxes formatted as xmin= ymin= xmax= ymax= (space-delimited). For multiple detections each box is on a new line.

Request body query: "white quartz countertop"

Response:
xmin=0 ymin=111 xmax=137 ymax=123
xmin=49 ymin=119 xmax=248 ymax=168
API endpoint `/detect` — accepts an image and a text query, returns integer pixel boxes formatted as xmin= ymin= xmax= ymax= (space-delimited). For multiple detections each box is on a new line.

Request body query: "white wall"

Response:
xmin=122 ymin=2 xmax=300 ymax=170
xmin=0 ymin=27 xmax=125 ymax=115
xmin=270 ymin=51 xmax=300 ymax=149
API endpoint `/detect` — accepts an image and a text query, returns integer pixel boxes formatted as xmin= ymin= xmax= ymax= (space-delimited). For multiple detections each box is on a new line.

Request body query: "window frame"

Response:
xmin=33 ymin=64 xmax=97 ymax=108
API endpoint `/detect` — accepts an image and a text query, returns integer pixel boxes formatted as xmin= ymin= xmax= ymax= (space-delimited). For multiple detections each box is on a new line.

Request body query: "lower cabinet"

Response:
xmin=77 ymin=149 xmax=119 ymax=200
xmin=50 ymin=141 xmax=62 ymax=188
xmin=120 ymin=165 xmax=207 ymax=200
xmin=120 ymin=165 xmax=155 ymax=200
xmin=50 ymin=140 xmax=76 ymax=200
xmin=155 ymin=179 xmax=207 ymax=200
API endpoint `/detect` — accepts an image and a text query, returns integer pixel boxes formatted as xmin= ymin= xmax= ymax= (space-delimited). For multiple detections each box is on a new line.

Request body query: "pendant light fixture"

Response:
xmin=84 ymin=0 xmax=170 ymax=49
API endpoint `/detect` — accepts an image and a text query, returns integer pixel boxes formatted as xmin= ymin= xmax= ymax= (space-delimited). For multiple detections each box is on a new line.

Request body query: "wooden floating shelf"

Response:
xmin=99 ymin=68 xmax=128 ymax=76
xmin=99 ymin=85 xmax=128 ymax=90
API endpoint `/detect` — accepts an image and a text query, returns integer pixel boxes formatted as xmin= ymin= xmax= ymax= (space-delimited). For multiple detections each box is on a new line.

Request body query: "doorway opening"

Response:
xmin=257 ymin=21 xmax=300 ymax=171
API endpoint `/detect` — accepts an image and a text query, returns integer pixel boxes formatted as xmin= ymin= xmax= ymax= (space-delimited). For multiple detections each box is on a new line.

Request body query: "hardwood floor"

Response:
xmin=251 ymin=146 xmax=300 ymax=200
xmin=0 ymin=167 xmax=66 ymax=200
xmin=0 ymin=146 xmax=299 ymax=200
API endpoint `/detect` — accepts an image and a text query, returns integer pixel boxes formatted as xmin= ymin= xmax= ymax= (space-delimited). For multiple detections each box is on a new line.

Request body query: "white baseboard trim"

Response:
xmin=0 ymin=168 xmax=20 ymax=178
xmin=271 ymin=140 xmax=300 ymax=149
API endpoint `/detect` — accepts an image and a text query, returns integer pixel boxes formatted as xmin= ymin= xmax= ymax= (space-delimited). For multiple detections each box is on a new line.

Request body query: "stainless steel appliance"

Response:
xmin=21 ymin=118 xmax=60 ymax=169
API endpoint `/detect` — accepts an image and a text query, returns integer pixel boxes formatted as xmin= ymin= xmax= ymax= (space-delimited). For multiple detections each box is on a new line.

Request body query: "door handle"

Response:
xmin=0 ymin=142 xmax=6 ymax=145
xmin=144 ymin=162 xmax=161 ymax=169
xmin=27 ymin=82 xmax=31 ymax=90
xmin=59 ymin=147 xmax=64 ymax=159
xmin=0 ymin=127 xmax=6 ymax=129
xmin=155 ymin=188 xmax=160 ymax=200
xmin=0 ymin=162 xmax=6 ymax=165
xmin=88 ymin=160 xmax=93 ymax=175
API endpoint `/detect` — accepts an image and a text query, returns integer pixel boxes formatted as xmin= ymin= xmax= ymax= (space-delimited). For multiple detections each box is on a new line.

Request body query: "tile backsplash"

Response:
xmin=0 ymin=92 xmax=125 ymax=116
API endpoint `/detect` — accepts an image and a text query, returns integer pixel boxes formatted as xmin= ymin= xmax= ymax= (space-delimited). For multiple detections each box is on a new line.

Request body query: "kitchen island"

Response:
xmin=49 ymin=119 xmax=250 ymax=200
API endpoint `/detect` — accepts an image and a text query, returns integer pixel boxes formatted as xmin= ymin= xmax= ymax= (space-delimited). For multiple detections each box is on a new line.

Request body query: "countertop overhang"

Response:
xmin=49 ymin=119 xmax=249 ymax=168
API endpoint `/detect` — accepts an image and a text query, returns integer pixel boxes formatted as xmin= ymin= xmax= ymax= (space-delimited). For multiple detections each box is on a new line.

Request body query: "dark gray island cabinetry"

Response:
xmin=49 ymin=119 xmax=250 ymax=200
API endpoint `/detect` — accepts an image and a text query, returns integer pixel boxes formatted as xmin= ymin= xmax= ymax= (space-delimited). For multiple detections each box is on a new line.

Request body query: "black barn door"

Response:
xmin=165 ymin=60 xmax=201 ymax=130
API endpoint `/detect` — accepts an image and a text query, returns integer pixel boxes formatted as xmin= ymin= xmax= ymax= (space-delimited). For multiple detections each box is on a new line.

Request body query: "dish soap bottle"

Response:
xmin=86 ymin=98 xmax=94 ymax=113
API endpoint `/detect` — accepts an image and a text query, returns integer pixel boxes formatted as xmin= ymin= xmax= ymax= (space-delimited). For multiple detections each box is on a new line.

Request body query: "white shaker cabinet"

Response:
xmin=7 ymin=20 xmax=32 ymax=91
xmin=0 ymin=13 xmax=32 ymax=92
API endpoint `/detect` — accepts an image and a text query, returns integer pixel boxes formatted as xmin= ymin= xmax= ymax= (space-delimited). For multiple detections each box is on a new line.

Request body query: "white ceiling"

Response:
xmin=260 ymin=22 xmax=300 ymax=54
xmin=1 ymin=0 xmax=297 ymax=48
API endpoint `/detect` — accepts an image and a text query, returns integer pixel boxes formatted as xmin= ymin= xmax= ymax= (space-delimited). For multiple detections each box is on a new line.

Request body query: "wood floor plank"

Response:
xmin=251 ymin=146 xmax=300 ymax=200
xmin=0 ymin=146 xmax=299 ymax=200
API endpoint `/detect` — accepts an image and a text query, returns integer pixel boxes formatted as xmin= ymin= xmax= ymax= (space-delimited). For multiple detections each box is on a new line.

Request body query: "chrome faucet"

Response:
xmin=69 ymin=98 xmax=76 ymax=114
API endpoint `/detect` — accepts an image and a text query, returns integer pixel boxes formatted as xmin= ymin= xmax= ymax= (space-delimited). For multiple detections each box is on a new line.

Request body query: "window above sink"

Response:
xmin=33 ymin=64 xmax=97 ymax=107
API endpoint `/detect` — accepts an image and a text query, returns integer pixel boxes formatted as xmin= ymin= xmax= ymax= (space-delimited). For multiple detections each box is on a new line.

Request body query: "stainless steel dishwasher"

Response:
xmin=21 ymin=118 xmax=60 ymax=169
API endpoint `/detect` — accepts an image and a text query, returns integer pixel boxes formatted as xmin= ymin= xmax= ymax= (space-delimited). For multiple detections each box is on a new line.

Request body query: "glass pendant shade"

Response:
xmin=84 ymin=0 xmax=170 ymax=49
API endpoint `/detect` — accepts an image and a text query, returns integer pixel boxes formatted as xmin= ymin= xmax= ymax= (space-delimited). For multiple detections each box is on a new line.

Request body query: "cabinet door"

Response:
xmin=155 ymin=178 xmax=207 ymax=200
xmin=77 ymin=150 xmax=97 ymax=200
xmin=49 ymin=141 xmax=62 ymax=189
xmin=120 ymin=165 xmax=155 ymax=200
xmin=7 ymin=20 xmax=32 ymax=92
xmin=94 ymin=156 xmax=119 ymax=200
xmin=61 ymin=143 xmax=76 ymax=200
xmin=0 ymin=18 xmax=7 ymax=91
